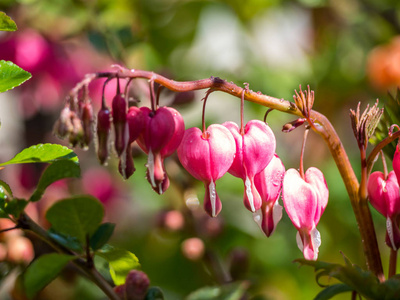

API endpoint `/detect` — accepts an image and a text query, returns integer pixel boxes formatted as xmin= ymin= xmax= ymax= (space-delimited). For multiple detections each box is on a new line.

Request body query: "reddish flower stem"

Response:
xmin=88 ymin=68 xmax=383 ymax=278
xmin=299 ymin=127 xmax=310 ymax=179
xmin=389 ymin=249 xmax=398 ymax=278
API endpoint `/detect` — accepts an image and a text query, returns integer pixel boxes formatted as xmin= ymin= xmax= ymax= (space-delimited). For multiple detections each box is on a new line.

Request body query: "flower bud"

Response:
xmin=112 ymin=93 xmax=128 ymax=156
xmin=53 ymin=106 xmax=74 ymax=138
xmin=125 ymin=270 xmax=150 ymax=300
xmin=113 ymin=284 xmax=126 ymax=299
xmin=181 ymin=237 xmax=205 ymax=261
xmin=119 ymin=144 xmax=135 ymax=179
xmin=7 ymin=236 xmax=34 ymax=264
xmin=69 ymin=113 xmax=84 ymax=147
xmin=97 ymin=107 xmax=112 ymax=165
xmin=81 ymin=102 xmax=94 ymax=148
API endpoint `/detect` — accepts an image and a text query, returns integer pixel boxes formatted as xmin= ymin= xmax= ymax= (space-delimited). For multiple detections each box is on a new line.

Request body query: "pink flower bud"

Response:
xmin=81 ymin=102 xmax=94 ymax=148
xmin=97 ymin=107 xmax=112 ymax=165
xmin=282 ymin=167 xmax=328 ymax=260
xmin=137 ymin=107 xmax=184 ymax=194
xmin=223 ymin=120 xmax=276 ymax=212
xmin=393 ymin=145 xmax=400 ymax=186
xmin=112 ymin=93 xmax=128 ymax=156
xmin=368 ymin=171 xmax=400 ymax=250
xmin=119 ymin=144 xmax=136 ymax=180
xmin=177 ymin=125 xmax=235 ymax=217
xmin=253 ymin=154 xmax=285 ymax=237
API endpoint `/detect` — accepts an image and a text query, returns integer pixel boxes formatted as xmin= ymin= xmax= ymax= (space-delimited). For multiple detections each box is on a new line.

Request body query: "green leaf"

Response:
xmin=96 ymin=245 xmax=140 ymax=285
xmin=314 ymin=284 xmax=353 ymax=300
xmin=48 ymin=228 xmax=83 ymax=253
xmin=0 ymin=181 xmax=13 ymax=218
xmin=0 ymin=12 xmax=17 ymax=31
xmin=0 ymin=61 xmax=31 ymax=93
xmin=30 ymin=160 xmax=81 ymax=202
xmin=0 ymin=143 xmax=78 ymax=166
xmin=3 ymin=198 xmax=28 ymax=218
xmin=90 ymin=223 xmax=116 ymax=251
xmin=186 ymin=282 xmax=249 ymax=300
xmin=23 ymin=253 xmax=74 ymax=299
xmin=45 ymin=195 xmax=104 ymax=244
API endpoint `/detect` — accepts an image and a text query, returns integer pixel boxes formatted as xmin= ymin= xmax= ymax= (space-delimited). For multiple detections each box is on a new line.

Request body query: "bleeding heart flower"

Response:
xmin=393 ymin=145 xmax=400 ymax=186
xmin=223 ymin=120 xmax=276 ymax=213
xmin=137 ymin=106 xmax=184 ymax=194
xmin=253 ymin=154 xmax=285 ymax=237
xmin=112 ymin=93 xmax=128 ymax=157
xmin=177 ymin=125 xmax=236 ymax=217
xmin=282 ymin=167 xmax=328 ymax=260
xmin=368 ymin=170 xmax=400 ymax=250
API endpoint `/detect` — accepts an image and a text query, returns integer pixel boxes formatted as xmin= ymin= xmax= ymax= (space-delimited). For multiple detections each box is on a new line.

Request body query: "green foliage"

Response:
xmin=45 ymin=195 xmax=104 ymax=244
xmin=185 ymin=281 xmax=249 ymax=300
xmin=296 ymin=254 xmax=400 ymax=299
xmin=0 ymin=60 xmax=31 ymax=93
xmin=48 ymin=229 xmax=84 ymax=253
xmin=0 ymin=12 xmax=17 ymax=31
xmin=90 ymin=222 xmax=116 ymax=251
xmin=23 ymin=253 xmax=74 ymax=299
xmin=0 ymin=143 xmax=78 ymax=166
xmin=96 ymin=245 xmax=140 ymax=285
xmin=30 ymin=160 xmax=81 ymax=202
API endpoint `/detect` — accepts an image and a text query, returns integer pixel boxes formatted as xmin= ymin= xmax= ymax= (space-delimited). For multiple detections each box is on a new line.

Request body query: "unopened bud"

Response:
xmin=125 ymin=270 xmax=150 ymax=300
xmin=81 ymin=102 xmax=94 ymax=148
xmin=127 ymin=106 xmax=145 ymax=144
xmin=97 ymin=107 xmax=112 ymax=165
xmin=53 ymin=106 xmax=74 ymax=138
xmin=119 ymin=144 xmax=136 ymax=179
xmin=69 ymin=113 xmax=84 ymax=147
xmin=282 ymin=118 xmax=306 ymax=133
xmin=112 ymin=93 xmax=128 ymax=156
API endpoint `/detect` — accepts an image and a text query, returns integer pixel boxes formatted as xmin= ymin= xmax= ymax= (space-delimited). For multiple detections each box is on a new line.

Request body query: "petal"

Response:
xmin=296 ymin=228 xmax=321 ymax=261
xmin=282 ymin=169 xmax=318 ymax=231
xmin=305 ymin=167 xmax=329 ymax=223
xmin=368 ymin=171 xmax=389 ymax=217
xmin=204 ymin=180 xmax=222 ymax=217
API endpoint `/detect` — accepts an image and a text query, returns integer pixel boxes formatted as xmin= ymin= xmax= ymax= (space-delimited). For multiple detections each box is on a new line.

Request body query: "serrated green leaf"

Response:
xmin=30 ymin=160 xmax=81 ymax=202
xmin=0 ymin=61 xmax=31 ymax=93
xmin=90 ymin=223 xmax=115 ymax=251
xmin=96 ymin=245 xmax=140 ymax=285
xmin=314 ymin=284 xmax=353 ymax=300
xmin=0 ymin=143 xmax=78 ymax=166
xmin=0 ymin=12 xmax=17 ymax=31
xmin=45 ymin=196 xmax=104 ymax=244
xmin=48 ymin=228 xmax=83 ymax=253
xmin=23 ymin=253 xmax=74 ymax=299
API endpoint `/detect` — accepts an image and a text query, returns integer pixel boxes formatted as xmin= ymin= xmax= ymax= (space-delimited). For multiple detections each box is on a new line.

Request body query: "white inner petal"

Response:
xmin=209 ymin=180 xmax=217 ymax=217
xmin=147 ymin=149 xmax=156 ymax=187
xmin=387 ymin=217 xmax=397 ymax=250
xmin=252 ymin=209 xmax=262 ymax=229
xmin=296 ymin=231 xmax=303 ymax=252
xmin=272 ymin=200 xmax=283 ymax=231
xmin=245 ymin=176 xmax=255 ymax=212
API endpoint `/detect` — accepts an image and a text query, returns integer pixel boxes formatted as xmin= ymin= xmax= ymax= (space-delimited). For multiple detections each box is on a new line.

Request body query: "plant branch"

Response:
xmin=73 ymin=67 xmax=383 ymax=277
xmin=17 ymin=213 xmax=120 ymax=300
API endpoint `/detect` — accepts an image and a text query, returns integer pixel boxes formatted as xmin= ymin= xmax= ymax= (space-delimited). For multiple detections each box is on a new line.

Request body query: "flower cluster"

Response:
xmin=55 ymin=77 xmax=330 ymax=260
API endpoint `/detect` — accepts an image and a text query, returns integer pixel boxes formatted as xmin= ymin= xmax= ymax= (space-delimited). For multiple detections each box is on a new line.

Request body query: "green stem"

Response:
xmin=18 ymin=213 xmax=120 ymax=300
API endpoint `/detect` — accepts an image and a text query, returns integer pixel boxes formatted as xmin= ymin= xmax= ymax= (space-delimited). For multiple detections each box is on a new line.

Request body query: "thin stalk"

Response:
xmin=381 ymin=151 xmax=388 ymax=179
xmin=299 ymin=127 xmax=310 ymax=179
xmin=18 ymin=213 xmax=120 ymax=300
xmin=389 ymin=248 xmax=398 ymax=278
xmin=240 ymin=88 xmax=245 ymax=135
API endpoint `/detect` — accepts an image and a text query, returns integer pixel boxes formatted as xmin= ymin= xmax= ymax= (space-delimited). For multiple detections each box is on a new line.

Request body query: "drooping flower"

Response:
xmin=393 ymin=144 xmax=400 ymax=185
xmin=96 ymin=106 xmax=112 ymax=165
xmin=177 ymin=125 xmax=236 ymax=217
xmin=223 ymin=120 xmax=276 ymax=212
xmin=137 ymin=106 xmax=185 ymax=194
xmin=253 ymin=154 xmax=285 ymax=237
xmin=112 ymin=93 xmax=128 ymax=157
xmin=368 ymin=170 xmax=400 ymax=250
xmin=282 ymin=167 xmax=328 ymax=260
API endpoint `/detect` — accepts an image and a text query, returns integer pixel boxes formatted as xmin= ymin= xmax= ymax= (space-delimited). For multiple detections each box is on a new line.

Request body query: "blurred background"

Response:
xmin=0 ymin=0 xmax=400 ymax=299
